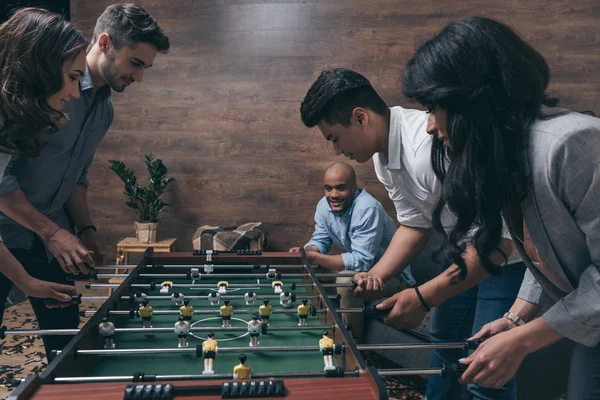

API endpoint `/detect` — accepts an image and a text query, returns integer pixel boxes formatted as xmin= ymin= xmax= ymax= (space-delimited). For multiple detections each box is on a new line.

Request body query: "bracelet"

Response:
xmin=77 ymin=225 xmax=97 ymax=237
xmin=414 ymin=287 xmax=431 ymax=312
xmin=503 ymin=312 xmax=526 ymax=326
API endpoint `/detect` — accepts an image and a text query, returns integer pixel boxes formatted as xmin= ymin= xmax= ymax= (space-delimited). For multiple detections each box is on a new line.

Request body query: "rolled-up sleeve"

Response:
xmin=305 ymin=202 xmax=332 ymax=255
xmin=517 ymin=268 xmax=545 ymax=305
xmin=77 ymin=152 xmax=95 ymax=187
xmin=0 ymin=154 xmax=20 ymax=196
xmin=341 ymin=207 xmax=383 ymax=272
xmin=540 ymin=128 xmax=600 ymax=346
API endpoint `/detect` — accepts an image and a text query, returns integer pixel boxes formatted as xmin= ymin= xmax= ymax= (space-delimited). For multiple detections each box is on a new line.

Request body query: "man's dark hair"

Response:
xmin=92 ymin=3 xmax=170 ymax=54
xmin=300 ymin=68 xmax=388 ymax=128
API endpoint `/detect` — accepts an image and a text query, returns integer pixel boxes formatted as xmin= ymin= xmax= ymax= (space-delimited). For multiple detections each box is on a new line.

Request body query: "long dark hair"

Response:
xmin=0 ymin=7 xmax=88 ymax=157
xmin=403 ymin=17 xmax=556 ymax=278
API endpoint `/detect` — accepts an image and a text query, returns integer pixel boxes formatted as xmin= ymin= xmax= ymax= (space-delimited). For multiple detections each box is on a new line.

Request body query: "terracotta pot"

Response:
xmin=135 ymin=221 xmax=159 ymax=244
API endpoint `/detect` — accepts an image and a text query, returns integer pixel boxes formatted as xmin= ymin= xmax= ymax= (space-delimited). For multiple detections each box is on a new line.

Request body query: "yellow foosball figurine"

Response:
xmin=220 ymin=299 xmax=233 ymax=327
xmin=180 ymin=299 xmax=194 ymax=321
xmin=139 ymin=300 xmax=153 ymax=328
xmin=271 ymin=280 xmax=283 ymax=294
xmin=258 ymin=299 xmax=273 ymax=326
xmin=218 ymin=280 xmax=229 ymax=294
xmin=233 ymin=354 xmax=252 ymax=380
xmin=297 ymin=298 xmax=311 ymax=326
xmin=319 ymin=331 xmax=336 ymax=371
xmin=202 ymin=332 xmax=218 ymax=375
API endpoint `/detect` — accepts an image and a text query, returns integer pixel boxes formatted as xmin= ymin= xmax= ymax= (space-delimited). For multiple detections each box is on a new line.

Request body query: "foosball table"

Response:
xmin=6 ymin=249 xmax=472 ymax=400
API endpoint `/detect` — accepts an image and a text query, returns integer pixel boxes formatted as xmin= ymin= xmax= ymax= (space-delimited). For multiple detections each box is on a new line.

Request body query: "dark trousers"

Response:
xmin=567 ymin=342 xmax=600 ymax=399
xmin=0 ymin=237 xmax=79 ymax=359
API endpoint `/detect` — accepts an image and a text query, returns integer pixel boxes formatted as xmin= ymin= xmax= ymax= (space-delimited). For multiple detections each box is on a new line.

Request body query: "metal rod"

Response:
xmin=80 ymin=294 xmax=326 ymax=301
xmin=54 ymin=345 xmax=331 ymax=356
xmin=86 ymin=282 xmax=352 ymax=289
xmin=95 ymin=272 xmax=353 ymax=279
xmin=92 ymin=264 xmax=304 ymax=270
xmin=3 ymin=325 xmax=335 ymax=336
xmin=81 ymin=308 xmax=360 ymax=316
xmin=47 ymin=367 xmax=451 ymax=384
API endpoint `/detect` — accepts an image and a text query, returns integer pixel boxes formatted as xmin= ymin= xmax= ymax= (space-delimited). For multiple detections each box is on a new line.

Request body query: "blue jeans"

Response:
xmin=425 ymin=262 xmax=526 ymax=400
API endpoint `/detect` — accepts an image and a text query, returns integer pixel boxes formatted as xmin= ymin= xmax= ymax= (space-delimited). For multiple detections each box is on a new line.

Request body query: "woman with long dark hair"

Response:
xmin=0 ymin=7 xmax=88 ymax=302
xmin=403 ymin=16 xmax=600 ymax=397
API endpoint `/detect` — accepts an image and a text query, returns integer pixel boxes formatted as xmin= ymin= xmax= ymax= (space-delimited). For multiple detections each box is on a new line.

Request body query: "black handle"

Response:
xmin=441 ymin=362 xmax=468 ymax=378
xmin=362 ymin=304 xmax=390 ymax=317
xmin=65 ymin=272 xmax=97 ymax=281
xmin=465 ymin=338 xmax=484 ymax=350
xmin=44 ymin=294 xmax=82 ymax=306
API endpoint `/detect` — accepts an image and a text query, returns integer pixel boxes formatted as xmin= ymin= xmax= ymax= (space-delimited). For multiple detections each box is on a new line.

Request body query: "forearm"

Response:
xmin=369 ymin=225 xmax=431 ymax=281
xmin=65 ymin=185 xmax=94 ymax=229
xmin=312 ymin=253 xmax=345 ymax=272
xmin=0 ymin=189 xmax=59 ymax=240
xmin=514 ymin=317 xmax=563 ymax=354
xmin=419 ymin=239 xmax=513 ymax=307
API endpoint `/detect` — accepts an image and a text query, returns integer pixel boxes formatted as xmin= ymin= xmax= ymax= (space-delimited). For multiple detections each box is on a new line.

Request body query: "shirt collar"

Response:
xmin=328 ymin=188 xmax=363 ymax=218
xmin=80 ymin=64 xmax=112 ymax=100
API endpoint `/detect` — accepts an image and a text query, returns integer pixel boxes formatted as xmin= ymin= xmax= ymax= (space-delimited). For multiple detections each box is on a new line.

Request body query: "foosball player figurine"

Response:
xmin=247 ymin=314 xmax=262 ymax=347
xmin=171 ymin=292 xmax=185 ymax=306
xmin=139 ymin=300 xmax=153 ymax=328
xmin=244 ymin=291 xmax=256 ymax=305
xmin=297 ymin=298 xmax=311 ymax=326
xmin=204 ymin=263 xmax=214 ymax=274
xmin=160 ymin=281 xmax=173 ymax=294
xmin=202 ymin=332 xmax=218 ymax=375
xmin=98 ymin=317 xmax=116 ymax=349
xmin=133 ymin=291 xmax=147 ymax=306
xmin=259 ymin=299 xmax=273 ymax=326
xmin=190 ymin=268 xmax=200 ymax=280
xmin=208 ymin=292 xmax=221 ymax=305
xmin=180 ymin=299 xmax=194 ymax=321
xmin=174 ymin=315 xmax=190 ymax=348
xmin=319 ymin=331 xmax=336 ymax=370
xmin=233 ymin=354 xmax=252 ymax=380
xmin=271 ymin=280 xmax=283 ymax=294
xmin=217 ymin=280 xmax=228 ymax=294
xmin=280 ymin=291 xmax=292 ymax=308
xmin=220 ymin=299 xmax=233 ymax=328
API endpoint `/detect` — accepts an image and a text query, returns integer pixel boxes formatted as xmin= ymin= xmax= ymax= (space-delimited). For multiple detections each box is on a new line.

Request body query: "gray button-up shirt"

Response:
xmin=0 ymin=65 xmax=113 ymax=259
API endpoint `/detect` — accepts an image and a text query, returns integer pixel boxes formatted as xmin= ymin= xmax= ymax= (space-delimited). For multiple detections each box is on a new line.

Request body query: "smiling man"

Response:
xmin=0 ymin=3 xmax=170 ymax=357
xmin=300 ymin=68 xmax=525 ymax=400
xmin=290 ymin=162 xmax=415 ymax=342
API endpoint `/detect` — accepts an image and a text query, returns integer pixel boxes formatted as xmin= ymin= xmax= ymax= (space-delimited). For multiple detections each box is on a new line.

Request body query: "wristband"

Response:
xmin=77 ymin=225 xmax=97 ymax=237
xmin=414 ymin=286 xmax=431 ymax=312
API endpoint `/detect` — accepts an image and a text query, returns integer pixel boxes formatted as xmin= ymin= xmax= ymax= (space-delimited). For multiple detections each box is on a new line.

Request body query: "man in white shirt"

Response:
xmin=300 ymin=68 xmax=525 ymax=400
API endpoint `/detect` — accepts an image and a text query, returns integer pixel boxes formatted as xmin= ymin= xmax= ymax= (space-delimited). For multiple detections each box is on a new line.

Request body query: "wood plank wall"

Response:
xmin=70 ymin=0 xmax=600 ymax=260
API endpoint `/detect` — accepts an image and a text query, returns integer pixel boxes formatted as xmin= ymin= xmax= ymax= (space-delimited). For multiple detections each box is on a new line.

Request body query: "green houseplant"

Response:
xmin=109 ymin=153 xmax=176 ymax=243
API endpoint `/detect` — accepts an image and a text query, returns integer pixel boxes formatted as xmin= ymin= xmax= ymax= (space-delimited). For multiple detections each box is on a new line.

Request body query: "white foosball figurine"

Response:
xmin=171 ymin=292 xmax=185 ymax=306
xmin=190 ymin=268 xmax=200 ymax=280
xmin=217 ymin=281 xmax=228 ymax=294
xmin=160 ymin=281 xmax=173 ymax=294
xmin=280 ymin=291 xmax=293 ymax=308
xmin=271 ymin=280 xmax=283 ymax=294
xmin=247 ymin=314 xmax=262 ymax=347
xmin=205 ymin=250 xmax=214 ymax=263
xmin=266 ymin=269 xmax=278 ymax=281
xmin=204 ymin=264 xmax=214 ymax=274
xmin=208 ymin=292 xmax=221 ymax=306
xmin=133 ymin=291 xmax=147 ymax=306
xmin=98 ymin=318 xmax=116 ymax=349
xmin=174 ymin=315 xmax=190 ymax=348
xmin=244 ymin=292 xmax=256 ymax=305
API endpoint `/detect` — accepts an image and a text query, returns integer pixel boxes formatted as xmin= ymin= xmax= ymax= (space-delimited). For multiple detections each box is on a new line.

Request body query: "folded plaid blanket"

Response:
xmin=192 ymin=222 xmax=267 ymax=251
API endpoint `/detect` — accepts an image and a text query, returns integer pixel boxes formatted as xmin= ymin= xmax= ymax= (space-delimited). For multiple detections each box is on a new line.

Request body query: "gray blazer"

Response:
xmin=516 ymin=106 xmax=600 ymax=347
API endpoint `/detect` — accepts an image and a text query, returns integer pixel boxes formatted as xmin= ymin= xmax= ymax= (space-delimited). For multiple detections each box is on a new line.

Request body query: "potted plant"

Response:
xmin=109 ymin=153 xmax=176 ymax=244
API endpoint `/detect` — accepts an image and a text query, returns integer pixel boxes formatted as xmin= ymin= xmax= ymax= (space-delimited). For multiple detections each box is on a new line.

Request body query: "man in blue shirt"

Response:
xmin=0 ymin=4 xmax=170 ymax=356
xmin=290 ymin=162 xmax=414 ymax=342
